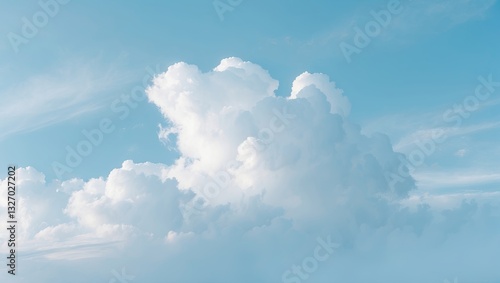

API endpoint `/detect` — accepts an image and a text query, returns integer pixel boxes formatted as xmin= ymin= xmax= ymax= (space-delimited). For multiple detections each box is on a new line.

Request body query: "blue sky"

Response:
xmin=1 ymin=0 xmax=500 ymax=282
xmin=1 ymin=0 xmax=499 ymax=183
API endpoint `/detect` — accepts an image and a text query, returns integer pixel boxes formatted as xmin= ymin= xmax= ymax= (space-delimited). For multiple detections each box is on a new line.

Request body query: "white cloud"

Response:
xmin=1 ymin=58 xmax=499 ymax=282
xmin=290 ymin=71 xmax=351 ymax=116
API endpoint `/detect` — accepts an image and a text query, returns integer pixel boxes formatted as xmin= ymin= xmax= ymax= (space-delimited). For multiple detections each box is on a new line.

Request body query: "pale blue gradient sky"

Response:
xmin=1 ymin=2 xmax=500 ymax=282
xmin=1 ymin=0 xmax=499 ymax=184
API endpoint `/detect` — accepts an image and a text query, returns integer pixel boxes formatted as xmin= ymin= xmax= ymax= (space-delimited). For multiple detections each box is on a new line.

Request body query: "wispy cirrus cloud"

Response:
xmin=414 ymin=170 xmax=500 ymax=190
xmin=394 ymin=0 xmax=497 ymax=32
xmin=393 ymin=121 xmax=500 ymax=152
xmin=301 ymin=0 xmax=497 ymax=55
xmin=0 ymin=61 xmax=138 ymax=140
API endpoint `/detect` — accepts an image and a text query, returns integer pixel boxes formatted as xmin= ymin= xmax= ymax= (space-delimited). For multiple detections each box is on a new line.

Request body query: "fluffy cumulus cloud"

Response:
xmin=1 ymin=58 xmax=500 ymax=283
